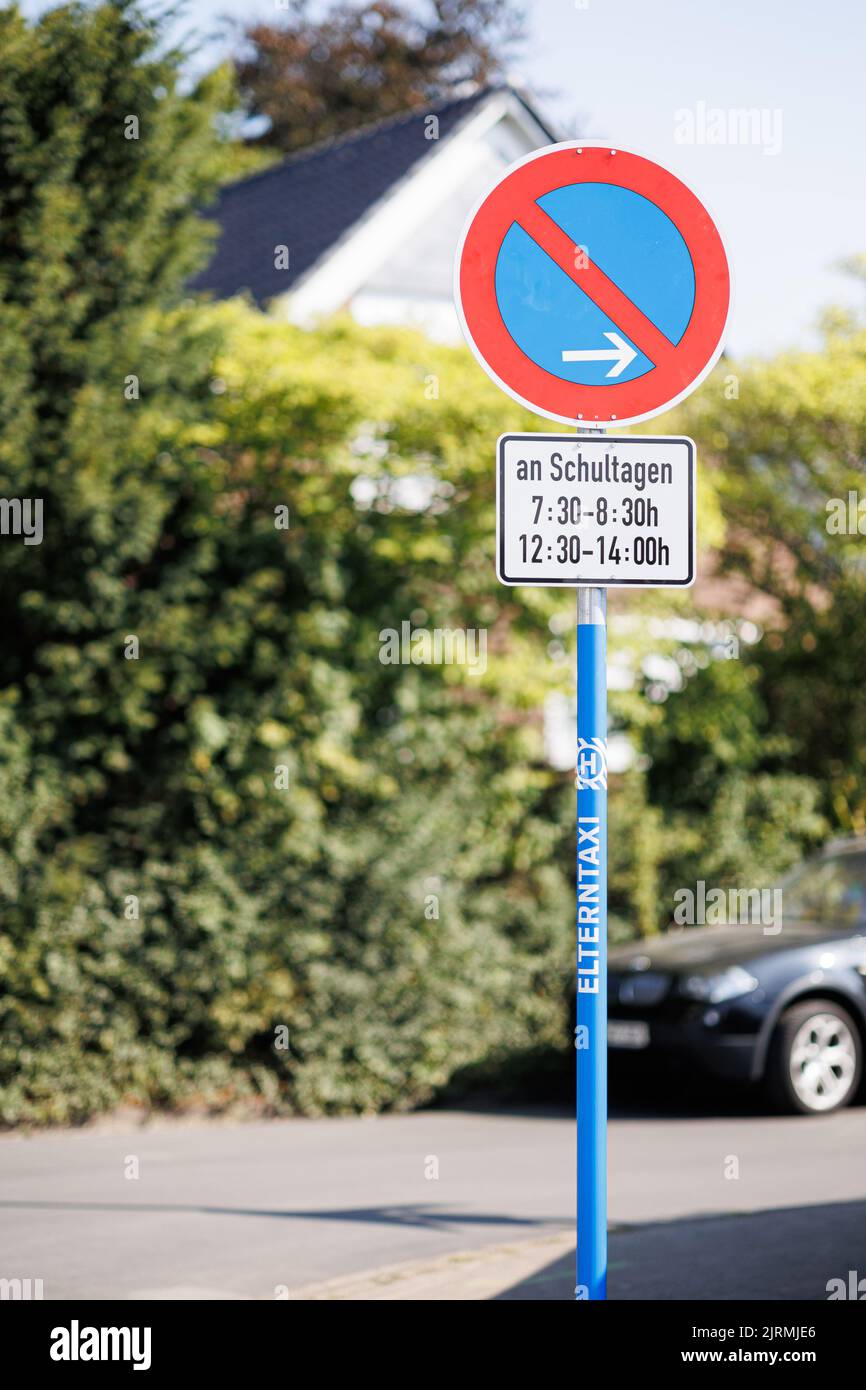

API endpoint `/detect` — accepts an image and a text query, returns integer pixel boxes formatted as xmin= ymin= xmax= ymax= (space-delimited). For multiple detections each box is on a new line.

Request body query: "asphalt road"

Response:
xmin=1 ymin=1097 xmax=864 ymax=1300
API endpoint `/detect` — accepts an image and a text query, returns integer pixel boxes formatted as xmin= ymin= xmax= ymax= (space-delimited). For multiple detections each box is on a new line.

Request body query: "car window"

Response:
xmin=780 ymin=852 xmax=866 ymax=925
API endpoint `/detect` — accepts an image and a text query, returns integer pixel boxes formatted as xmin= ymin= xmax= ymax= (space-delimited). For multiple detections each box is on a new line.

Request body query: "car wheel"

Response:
xmin=767 ymin=999 xmax=862 ymax=1115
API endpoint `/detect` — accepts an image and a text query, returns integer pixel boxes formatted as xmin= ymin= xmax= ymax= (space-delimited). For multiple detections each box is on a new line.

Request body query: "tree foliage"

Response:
xmin=0 ymin=290 xmax=583 ymax=1125
xmin=236 ymin=0 xmax=525 ymax=154
xmin=671 ymin=311 xmax=866 ymax=834
xmin=609 ymin=314 xmax=866 ymax=924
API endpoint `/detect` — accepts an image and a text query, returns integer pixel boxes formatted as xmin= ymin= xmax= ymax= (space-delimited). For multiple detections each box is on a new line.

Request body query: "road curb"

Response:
xmin=291 ymin=1230 xmax=575 ymax=1301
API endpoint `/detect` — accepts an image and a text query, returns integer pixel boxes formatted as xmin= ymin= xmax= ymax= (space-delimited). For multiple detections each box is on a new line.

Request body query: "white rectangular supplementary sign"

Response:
xmin=496 ymin=434 xmax=696 ymax=588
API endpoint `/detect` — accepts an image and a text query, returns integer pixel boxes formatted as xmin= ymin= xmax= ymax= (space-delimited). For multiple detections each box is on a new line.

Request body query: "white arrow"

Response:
xmin=561 ymin=331 xmax=638 ymax=378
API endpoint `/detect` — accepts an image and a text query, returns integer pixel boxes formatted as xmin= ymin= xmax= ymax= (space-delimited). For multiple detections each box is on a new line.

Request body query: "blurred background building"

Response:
xmin=191 ymin=84 xmax=554 ymax=342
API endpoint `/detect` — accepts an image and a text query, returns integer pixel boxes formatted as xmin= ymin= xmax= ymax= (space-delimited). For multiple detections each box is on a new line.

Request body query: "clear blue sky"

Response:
xmin=27 ymin=0 xmax=866 ymax=359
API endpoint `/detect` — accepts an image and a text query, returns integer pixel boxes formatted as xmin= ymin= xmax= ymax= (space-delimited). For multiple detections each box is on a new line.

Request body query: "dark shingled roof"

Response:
xmin=189 ymin=87 xmax=551 ymax=306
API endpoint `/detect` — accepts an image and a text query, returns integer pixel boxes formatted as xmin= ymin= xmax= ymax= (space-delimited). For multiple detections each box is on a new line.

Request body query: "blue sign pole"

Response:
xmin=576 ymin=577 xmax=608 ymax=1300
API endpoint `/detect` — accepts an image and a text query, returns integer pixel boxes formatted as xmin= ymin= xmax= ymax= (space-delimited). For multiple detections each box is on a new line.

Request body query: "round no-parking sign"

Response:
xmin=454 ymin=142 xmax=730 ymax=427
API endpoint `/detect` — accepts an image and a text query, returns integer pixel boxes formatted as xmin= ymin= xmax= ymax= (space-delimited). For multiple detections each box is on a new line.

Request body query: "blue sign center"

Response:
xmin=494 ymin=182 xmax=696 ymax=387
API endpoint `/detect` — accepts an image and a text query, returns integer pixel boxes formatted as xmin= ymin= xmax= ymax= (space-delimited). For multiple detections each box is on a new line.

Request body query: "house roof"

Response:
xmin=189 ymin=85 xmax=556 ymax=307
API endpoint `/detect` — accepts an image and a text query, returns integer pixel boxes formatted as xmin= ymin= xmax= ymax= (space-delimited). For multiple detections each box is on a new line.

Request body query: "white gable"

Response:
xmin=273 ymin=91 xmax=552 ymax=343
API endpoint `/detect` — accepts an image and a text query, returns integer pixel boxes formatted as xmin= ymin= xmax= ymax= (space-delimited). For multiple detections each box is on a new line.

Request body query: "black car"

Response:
xmin=607 ymin=839 xmax=866 ymax=1114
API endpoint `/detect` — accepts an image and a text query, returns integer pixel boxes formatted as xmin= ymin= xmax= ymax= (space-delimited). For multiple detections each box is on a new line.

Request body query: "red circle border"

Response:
xmin=457 ymin=145 xmax=730 ymax=425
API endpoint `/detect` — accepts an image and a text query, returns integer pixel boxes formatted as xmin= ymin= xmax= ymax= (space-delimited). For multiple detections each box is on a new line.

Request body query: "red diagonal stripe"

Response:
xmin=516 ymin=201 xmax=678 ymax=367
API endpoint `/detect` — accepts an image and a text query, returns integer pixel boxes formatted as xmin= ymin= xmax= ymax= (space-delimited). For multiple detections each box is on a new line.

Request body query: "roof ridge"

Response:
xmin=216 ymin=85 xmax=502 ymax=198
xmin=190 ymin=81 xmax=558 ymax=308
